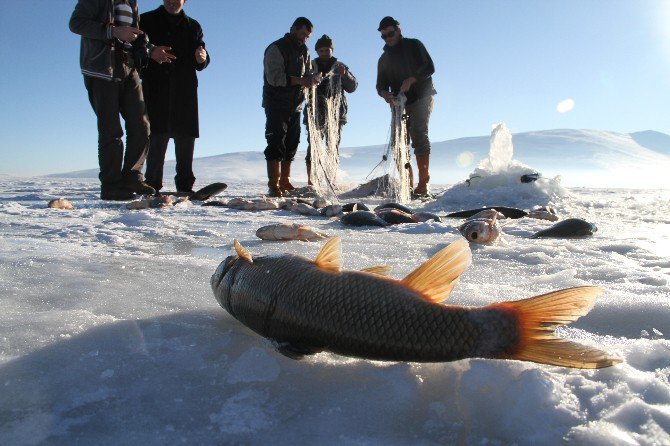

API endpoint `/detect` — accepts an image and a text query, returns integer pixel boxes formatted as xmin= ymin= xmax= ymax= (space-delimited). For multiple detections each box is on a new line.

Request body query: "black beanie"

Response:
xmin=315 ymin=34 xmax=333 ymax=50
xmin=377 ymin=16 xmax=399 ymax=31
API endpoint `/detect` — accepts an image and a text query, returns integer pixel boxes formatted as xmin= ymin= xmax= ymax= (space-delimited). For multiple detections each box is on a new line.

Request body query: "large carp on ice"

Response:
xmin=211 ymin=238 xmax=619 ymax=368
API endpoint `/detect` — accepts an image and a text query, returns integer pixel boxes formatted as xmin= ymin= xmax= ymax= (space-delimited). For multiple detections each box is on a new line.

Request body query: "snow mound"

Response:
xmin=432 ymin=124 xmax=570 ymax=210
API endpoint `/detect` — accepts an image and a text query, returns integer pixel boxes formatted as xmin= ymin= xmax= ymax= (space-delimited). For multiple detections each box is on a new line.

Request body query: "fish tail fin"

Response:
xmin=494 ymin=286 xmax=621 ymax=369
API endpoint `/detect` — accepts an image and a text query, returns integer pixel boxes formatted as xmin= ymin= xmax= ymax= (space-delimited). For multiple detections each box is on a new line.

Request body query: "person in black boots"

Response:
xmin=262 ymin=17 xmax=320 ymax=197
xmin=303 ymin=34 xmax=358 ymax=186
xmin=70 ymin=0 xmax=175 ymax=200
xmin=141 ymin=0 xmax=210 ymax=195
xmin=376 ymin=16 xmax=436 ymax=197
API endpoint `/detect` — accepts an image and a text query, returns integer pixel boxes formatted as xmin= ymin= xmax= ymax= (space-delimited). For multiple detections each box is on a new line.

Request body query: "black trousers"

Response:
xmin=145 ymin=133 xmax=196 ymax=192
xmin=263 ymin=108 xmax=301 ymax=161
xmin=84 ymin=69 xmax=150 ymax=191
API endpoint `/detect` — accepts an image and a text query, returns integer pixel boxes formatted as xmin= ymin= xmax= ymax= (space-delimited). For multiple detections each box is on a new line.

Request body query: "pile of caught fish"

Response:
xmin=448 ymin=205 xmax=597 ymax=245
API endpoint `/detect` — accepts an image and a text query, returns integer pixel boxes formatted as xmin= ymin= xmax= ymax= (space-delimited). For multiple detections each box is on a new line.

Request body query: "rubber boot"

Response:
xmin=413 ymin=154 xmax=431 ymax=196
xmin=267 ymin=160 xmax=282 ymax=197
xmin=279 ymin=161 xmax=295 ymax=194
xmin=306 ymin=163 xmax=314 ymax=186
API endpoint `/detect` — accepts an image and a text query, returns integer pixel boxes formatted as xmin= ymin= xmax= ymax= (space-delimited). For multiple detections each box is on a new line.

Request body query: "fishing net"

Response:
xmin=305 ymin=66 xmax=344 ymax=202
xmin=366 ymin=93 xmax=412 ymax=203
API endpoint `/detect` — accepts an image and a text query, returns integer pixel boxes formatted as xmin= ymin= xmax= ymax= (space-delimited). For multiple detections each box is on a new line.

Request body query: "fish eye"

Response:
xmin=470 ymin=232 xmax=478 ymax=239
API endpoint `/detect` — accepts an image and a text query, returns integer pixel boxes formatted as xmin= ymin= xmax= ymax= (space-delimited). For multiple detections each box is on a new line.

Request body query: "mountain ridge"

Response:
xmin=46 ymin=128 xmax=670 ymax=188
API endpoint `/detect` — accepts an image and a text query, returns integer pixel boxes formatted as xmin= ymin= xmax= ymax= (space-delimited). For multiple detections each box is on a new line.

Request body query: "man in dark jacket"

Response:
xmin=303 ymin=35 xmax=358 ymax=186
xmin=141 ymin=0 xmax=210 ymax=194
xmin=263 ymin=17 xmax=320 ymax=197
xmin=376 ymin=16 xmax=436 ymax=196
xmin=70 ymin=0 xmax=175 ymax=200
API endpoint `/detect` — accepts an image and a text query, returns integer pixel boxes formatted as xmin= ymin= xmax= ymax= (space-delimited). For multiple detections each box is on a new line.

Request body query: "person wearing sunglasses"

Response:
xmin=376 ymin=16 xmax=436 ymax=197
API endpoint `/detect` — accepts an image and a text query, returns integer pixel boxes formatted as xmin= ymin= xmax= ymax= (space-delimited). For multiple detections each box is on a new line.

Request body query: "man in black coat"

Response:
xmin=140 ymin=0 xmax=210 ymax=194
xmin=376 ymin=16 xmax=436 ymax=196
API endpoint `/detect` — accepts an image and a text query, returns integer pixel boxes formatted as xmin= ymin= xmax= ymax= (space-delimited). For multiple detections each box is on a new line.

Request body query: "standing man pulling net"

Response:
xmin=376 ymin=16 xmax=436 ymax=197
xmin=304 ymin=35 xmax=358 ymax=187
xmin=262 ymin=17 xmax=320 ymax=197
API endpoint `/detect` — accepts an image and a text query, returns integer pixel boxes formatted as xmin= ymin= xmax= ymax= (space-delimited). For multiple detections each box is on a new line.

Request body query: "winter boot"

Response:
xmin=279 ymin=161 xmax=296 ymax=194
xmin=306 ymin=162 xmax=314 ymax=186
xmin=413 ymin=154 xmax=431 ymax=196
xmin=267 ymin=160 xmax=282 ymax=197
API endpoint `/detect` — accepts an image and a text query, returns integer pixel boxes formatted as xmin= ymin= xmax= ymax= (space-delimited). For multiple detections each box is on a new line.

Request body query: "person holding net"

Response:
xmin=303 ymin=35 xmax=358 ymax=187
xmin=376 ymin=16 xmax=436 ymax=197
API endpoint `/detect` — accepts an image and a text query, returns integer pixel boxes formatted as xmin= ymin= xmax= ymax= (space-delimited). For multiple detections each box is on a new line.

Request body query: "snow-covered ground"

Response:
xmin=1 ymin=172 xmax=669 ymax=445
xmin=3 ymin=125 xmax=670 ymax=444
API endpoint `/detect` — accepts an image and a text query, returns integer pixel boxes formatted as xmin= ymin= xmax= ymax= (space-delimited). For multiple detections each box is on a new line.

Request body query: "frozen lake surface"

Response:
xmin=0 ymin=176 xmax=669 ymax=445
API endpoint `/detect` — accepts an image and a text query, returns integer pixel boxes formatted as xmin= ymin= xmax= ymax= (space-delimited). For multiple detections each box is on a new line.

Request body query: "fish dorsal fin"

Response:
xmin=314 ymin=237 xmax=342 ymax=272
xmin=401 ymin=239 xmax=471 ymax=303
xmin=233 ymin=239 xmax=253 ymax=263
xmin=360 ymin=265 xmax=392 ymax=276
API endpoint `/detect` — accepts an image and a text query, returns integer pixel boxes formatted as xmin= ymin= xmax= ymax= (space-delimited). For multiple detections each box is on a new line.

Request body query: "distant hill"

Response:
xmin=630 ymin=131 xmax=670 ymax=155
xmin=47 ymin=129 xmax=670 ymax=188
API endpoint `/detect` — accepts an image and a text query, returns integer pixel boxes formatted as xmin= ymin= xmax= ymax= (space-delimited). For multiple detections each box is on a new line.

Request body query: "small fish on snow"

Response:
xmin=256 ymin=223 xmax=330 ymax=241
xmin=458 ymin=216 xmax=501 ymax=244
xmin=47 ymin=198 xmax=74 ymax=210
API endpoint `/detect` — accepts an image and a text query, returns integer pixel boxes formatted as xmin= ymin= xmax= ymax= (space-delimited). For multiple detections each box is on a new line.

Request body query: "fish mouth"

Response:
xmin=213 ymin=255 xmax=237 ymax=290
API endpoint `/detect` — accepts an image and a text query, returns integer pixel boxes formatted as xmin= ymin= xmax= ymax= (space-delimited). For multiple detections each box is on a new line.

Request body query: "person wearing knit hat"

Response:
xmin=303 ymin=34 xmax=358 ymax=186
xmin=315 ymin=34 xmax=333 ymax=50
xmin=376 ymin=16 xmax=436 ymax=197
xmin=262 ymin=17 xmax=320 ymax=197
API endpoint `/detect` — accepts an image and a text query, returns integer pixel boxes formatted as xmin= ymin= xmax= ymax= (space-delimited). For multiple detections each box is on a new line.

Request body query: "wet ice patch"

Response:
xmin=209 ymin=389 xmax=276 ymax=434
xmin=226 ymin=347 xmax=280 ymax=384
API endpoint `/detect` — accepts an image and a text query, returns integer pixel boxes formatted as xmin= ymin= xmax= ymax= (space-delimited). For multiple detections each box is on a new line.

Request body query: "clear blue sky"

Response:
xmin=1 ymin=0 xmax=669 ymax=176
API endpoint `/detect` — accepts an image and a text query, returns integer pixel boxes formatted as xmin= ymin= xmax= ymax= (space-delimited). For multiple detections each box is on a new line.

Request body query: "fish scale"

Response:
xmin=214 ymin=254 xmax=511 ymax=362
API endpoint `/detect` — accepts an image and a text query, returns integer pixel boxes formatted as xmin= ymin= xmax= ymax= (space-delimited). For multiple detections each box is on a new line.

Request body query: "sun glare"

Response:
xmin=557 ymin=98 xmax=575 ymax=114
xmin=456 ymin=151 xmax=475 ymax=167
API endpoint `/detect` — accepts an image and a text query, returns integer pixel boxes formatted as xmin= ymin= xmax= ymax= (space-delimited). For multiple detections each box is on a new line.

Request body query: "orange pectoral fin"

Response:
xmin=314 ymin=237 xmax=342 ymax=272
xmin=401 ymin=239 xmax=471 ymax=303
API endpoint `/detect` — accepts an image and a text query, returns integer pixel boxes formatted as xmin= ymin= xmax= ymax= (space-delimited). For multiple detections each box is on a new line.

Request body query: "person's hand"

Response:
xmin=380 ymin=91 xmax=396 ymax=105
xmin=336 ymin=63 xmax=347 ymax=76
xmin=113 ymin=26 xmax=142 ymax=42
xmin=310 ymin=73 xmax=323 ymax=87
xmin=299 ymin=74 xmax=321 ymax=87
xmin=399 ymin=76 xmax=417 ymax=93
xmin=150 ymin=46 xmax=176 ymax=64
xmin=195 ymin=45 xmax=207 ymax=64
